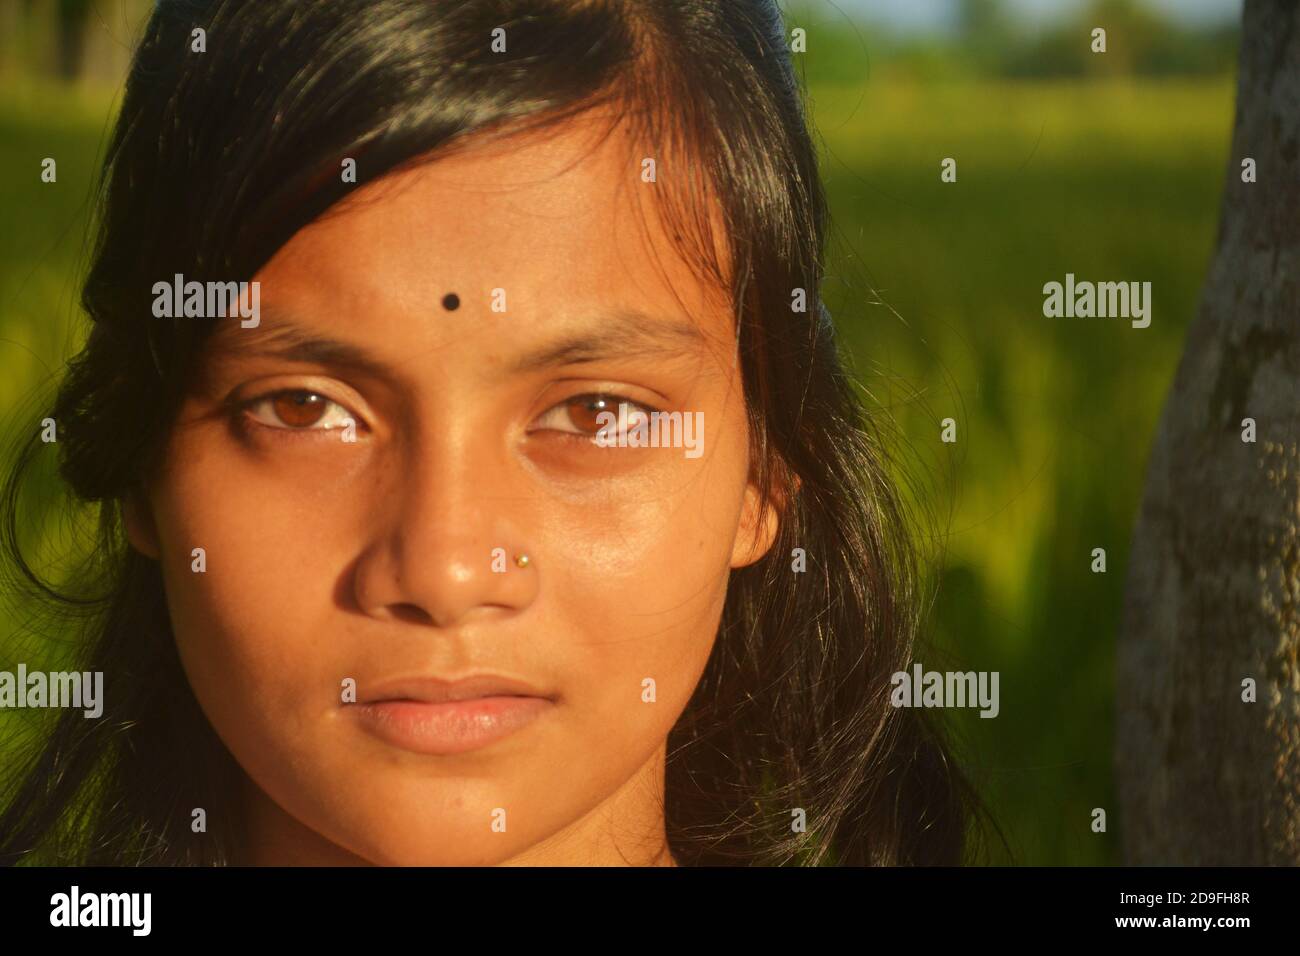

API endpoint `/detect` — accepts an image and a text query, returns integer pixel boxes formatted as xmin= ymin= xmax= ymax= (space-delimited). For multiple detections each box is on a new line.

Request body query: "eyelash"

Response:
xmin=231 ymin=389 xmax=657 ymax=442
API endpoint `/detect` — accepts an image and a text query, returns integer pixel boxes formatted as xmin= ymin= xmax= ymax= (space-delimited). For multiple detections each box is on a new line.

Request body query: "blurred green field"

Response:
xmin=810 ymin=76 xmax=1234 ymax=864
xmin=0 ymin=75 xmax=1235 ymax=864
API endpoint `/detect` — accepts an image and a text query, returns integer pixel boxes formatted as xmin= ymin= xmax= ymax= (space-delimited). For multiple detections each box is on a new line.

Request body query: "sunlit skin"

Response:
xmin=124 ymin=109 xmax=779 ymax=866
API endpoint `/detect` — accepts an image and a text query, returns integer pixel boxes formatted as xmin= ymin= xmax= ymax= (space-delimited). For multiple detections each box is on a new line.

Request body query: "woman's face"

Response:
xmin=126 ymin=112 xmax=777 ymax=865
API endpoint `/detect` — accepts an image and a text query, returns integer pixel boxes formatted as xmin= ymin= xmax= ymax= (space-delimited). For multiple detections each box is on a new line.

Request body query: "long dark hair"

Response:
xmin=0 ymin=0 xmax=997 ymax=865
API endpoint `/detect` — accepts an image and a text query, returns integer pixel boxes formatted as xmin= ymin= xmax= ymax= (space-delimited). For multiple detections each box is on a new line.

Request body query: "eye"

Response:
xmin=532 ymin=393 xmax=655 ymax=440
xmin=241 ymin=389 xmax=360 ymax=432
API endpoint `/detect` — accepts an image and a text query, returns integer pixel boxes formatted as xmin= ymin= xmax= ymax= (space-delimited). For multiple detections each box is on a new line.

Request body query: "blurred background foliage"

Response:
xmin=0 ymin=0 xmax=1239 ymax=864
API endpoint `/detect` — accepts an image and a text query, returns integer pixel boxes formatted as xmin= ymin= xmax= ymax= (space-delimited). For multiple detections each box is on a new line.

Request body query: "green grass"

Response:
xmin=0 ymin=75 xmax=1237 ymax=864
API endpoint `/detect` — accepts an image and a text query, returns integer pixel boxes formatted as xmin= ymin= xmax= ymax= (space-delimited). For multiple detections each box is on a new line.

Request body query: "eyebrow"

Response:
xmin=505 ymin=310 xmax=710 ymax=374
xmin=213 ymin=320 xmax=392 ymax=376
xmin=211 ymin=308 xmax=711 ymax=379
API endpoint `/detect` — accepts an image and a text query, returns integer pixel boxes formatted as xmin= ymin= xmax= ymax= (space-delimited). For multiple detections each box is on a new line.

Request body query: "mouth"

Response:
xmin=359 ymin=674 xmax=553 ymax=705
xmin=349 ymin=674 xmax=555 ymax=756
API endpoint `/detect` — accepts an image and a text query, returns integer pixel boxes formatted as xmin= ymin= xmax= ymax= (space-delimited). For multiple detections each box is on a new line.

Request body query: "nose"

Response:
xmin=350 ymin=434 xmax=537 ymax=628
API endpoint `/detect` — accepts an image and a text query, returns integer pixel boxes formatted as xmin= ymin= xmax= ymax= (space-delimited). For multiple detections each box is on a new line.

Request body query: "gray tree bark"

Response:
xmin=1117 ymin=0 xmax=1300 ymax=864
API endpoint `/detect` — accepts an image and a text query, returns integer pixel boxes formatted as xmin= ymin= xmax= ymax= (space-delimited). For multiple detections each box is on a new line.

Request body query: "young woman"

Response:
xmin=0 ymin=0 xmax=992 ymax=866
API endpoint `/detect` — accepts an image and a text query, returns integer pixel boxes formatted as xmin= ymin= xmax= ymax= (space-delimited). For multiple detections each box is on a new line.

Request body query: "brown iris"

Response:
xmin=566 ymin=395 xmax=617 ymax=434
xmin=271 ymin=391 xmax=328 ymax=428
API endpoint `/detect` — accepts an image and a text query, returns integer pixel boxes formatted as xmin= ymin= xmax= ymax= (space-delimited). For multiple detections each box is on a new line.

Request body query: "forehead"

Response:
xmin=254 ymin=109 xmax=734 ymax=347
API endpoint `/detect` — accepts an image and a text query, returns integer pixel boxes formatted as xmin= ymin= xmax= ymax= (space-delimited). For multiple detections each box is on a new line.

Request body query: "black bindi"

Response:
xmin=441 ymin=292 xmax=460 ymax=311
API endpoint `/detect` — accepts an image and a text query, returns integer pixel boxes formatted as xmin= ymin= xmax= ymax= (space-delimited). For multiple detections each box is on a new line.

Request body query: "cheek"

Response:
xmin=547 ymin=440 xmax=750 ymax=726
xmin=149 ymin=433 xmax=344 ymax=759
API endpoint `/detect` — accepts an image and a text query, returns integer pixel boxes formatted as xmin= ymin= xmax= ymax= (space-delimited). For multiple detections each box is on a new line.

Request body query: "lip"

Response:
xmin=358 ymin=674 xmax=551 ymax=705
xmin=350 ymin=674 xmax=555 ymax=756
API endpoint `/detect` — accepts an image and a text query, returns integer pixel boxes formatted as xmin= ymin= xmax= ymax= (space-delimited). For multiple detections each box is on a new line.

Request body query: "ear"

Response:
xmin=122 ymin=487 xmax=161 ymax=560
xmin=730 ymin=479 xmax=785 ymax=569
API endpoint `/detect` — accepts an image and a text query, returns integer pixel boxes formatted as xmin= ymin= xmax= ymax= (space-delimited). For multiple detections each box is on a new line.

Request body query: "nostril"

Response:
xmin=389 ymin=603 xmax=435 ymax=626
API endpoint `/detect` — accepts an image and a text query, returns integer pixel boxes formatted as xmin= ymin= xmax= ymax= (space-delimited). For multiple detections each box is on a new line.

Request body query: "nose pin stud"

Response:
xmin=514 ymin=553 xmax=531 ymax=569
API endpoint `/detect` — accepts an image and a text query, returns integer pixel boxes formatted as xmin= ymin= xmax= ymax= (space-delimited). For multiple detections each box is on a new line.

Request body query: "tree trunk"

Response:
xmin=1116 ymin=0 xmax=1300 ymax=864
xmin=55 ymin=0 xmax=92 ymax=81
